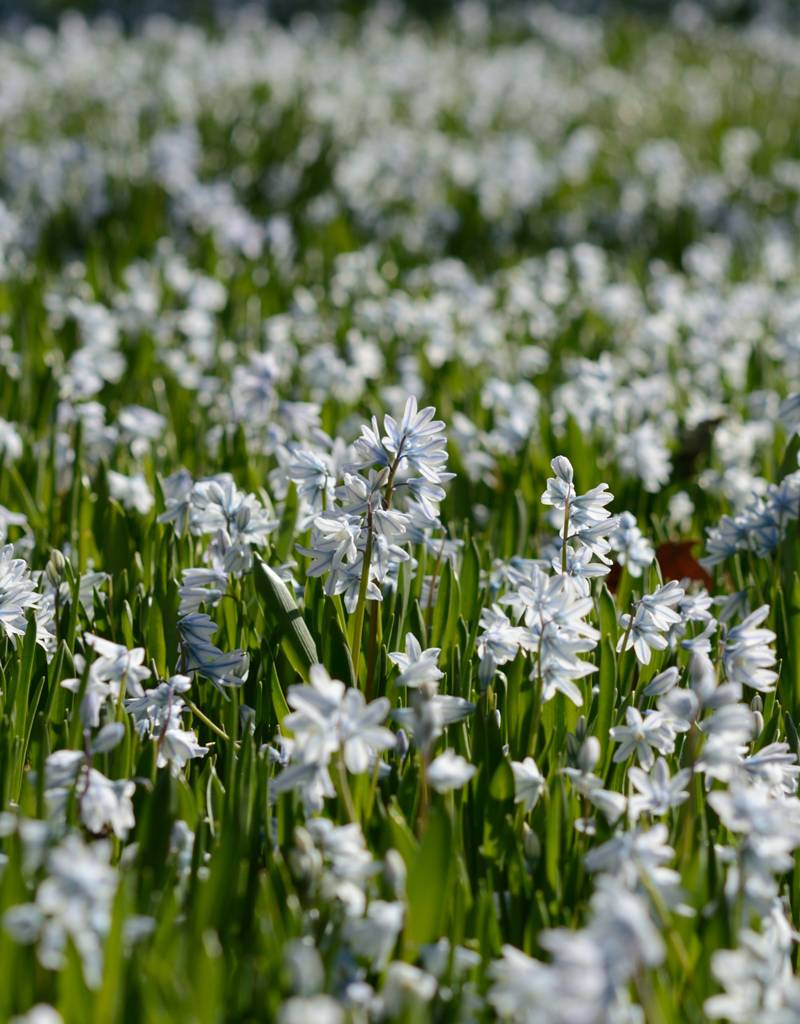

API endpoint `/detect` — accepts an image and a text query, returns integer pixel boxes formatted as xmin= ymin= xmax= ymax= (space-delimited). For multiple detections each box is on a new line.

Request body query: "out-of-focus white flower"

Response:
xmin=388 ymin=633 xmax=443 ymax=691
xmin=610 ymin=706 xmax=679 ymax=769
xmin=427 ymin=749 xmax=476 ymax=793
xmin=107 ymin=470 xmax=154 ymax=515
xmin=511 ymin=757 xmax=545 ymax=812
xmin=628 ymin=758 xmax=692 ymax=820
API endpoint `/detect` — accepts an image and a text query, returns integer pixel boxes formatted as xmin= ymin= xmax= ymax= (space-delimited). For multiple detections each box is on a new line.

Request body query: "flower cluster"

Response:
xmin=300 ymin=397 xmax=453 ymax=612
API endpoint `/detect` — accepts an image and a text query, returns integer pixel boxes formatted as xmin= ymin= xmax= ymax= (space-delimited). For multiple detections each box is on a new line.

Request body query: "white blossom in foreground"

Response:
xmin=617 ymin=581 xmax=685 ymax=664
xmin=272 ymin=666 xmax=395 ymax=812
xmin=388 ymin=633 xmax=444 ymax=690
xmin=4 ymin=835 xmax=117 ymax=989
xmin=43 ymin=750 xmax=136 ymax=839
xmin=0 ymin=544 xmax=41 ymax=642
xmin=628 ymin=758 xmax=692 ymax=820
xmin=178 ymin=612 xmax=249 ymax=692
xmin=723 ymin=605 xmax=778 ymax=694
xmin=426 ymin=750 xmax=476 ymax=793
xmin=511 ymin=757 xmax=545 ymax=812
xmin=610 ymin=706 xmax=679 ymax=769
xmin=125 ymin=674 xmax=208 ymax=773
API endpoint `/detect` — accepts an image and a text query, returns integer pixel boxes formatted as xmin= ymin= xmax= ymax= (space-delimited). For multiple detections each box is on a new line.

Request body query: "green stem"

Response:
xmin=529 ymin=618 xmax=545 ymax=756
xmin=350 ymin=508 xmax=374 ymax=686
xmin=417 ymin=751 xmax=430 ymax=835
xmin=365 ymin=597 xmax=379 ymax=701
xmin=561 ymin=496 xmax=570 ymax=574
xmin=187 ymin=699 xmax=230 ymax=742
xmin=336 ymin=754 xmax=357 ymax=823
xmin=619 ymin=600 xmax=636 ymax=659
xmin=352 ymin=438 xmax=405 ymax=688
xmin=424 ymin=539 xmax=446 ymax=631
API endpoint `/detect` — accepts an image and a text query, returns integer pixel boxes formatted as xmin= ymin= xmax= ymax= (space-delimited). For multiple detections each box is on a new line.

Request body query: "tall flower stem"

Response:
xmin=350 ymin=506 xmax=374 ymax=686
xmin=187 ymin=699 xmax=230 ymax=742
xmin=417 ymin=751 xmax=430 ymax=835
xmin=365 ymin=596 xmax=381 ymax=701
xmin=336 ymin=754 xmax=357 ymax=823
xmin=561 ymin=495 xmax=570 ymax=574
xmin=383 ymin=438 xmax=406 ymax=510
xmin=352 ymin=439 xmax=405 ymax=690
xmin=528 ymin=619 xmax=545 ymax=757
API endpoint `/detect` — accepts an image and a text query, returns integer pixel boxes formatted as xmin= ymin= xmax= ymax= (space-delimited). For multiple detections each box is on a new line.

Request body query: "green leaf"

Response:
xmin=405 ymin=805 xmax=453 ymax=945
xmin=597 ymin=584 xmax=618 ymax=644
xmin=254 ymin=556 xmax=318 ymax=680
xmin=430 ymin=560 xmax=452 ymax=647
xmin=387 ymin=800 xmax=419 ymax=867
xmin=271 ymin=663 xmax=292 ymax=725
xmin=544 ymin=778 xmax=563 ymax=900
xmin=321 ymin=598 xmax=356 ymax=687
xmin=594 ymin=638 xmax=617 ymax=770
xmin=146 ymin=597 xmax=167 ymax=676
xmin=274 ymin=482 xmax=298 ymax=563
xmin=459 ymin=539 xmax=481 ymax=622
xmin=489 ymin=759 xmax=514 ymax=801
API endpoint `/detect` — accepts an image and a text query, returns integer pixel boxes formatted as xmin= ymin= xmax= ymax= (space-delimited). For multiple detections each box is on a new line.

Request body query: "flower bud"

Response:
xmin=395 ymin=729 xmax=410 ymax=759
xmin=384 ymin=848 xmax=407 ymax=898
xmin=578 ymin=736 xmax=601 ymax=774
xmin=550 ymin=455 xmax=573 ymax=483
xmin=522 ymin=822 xmax=540 ymax=862
xmin=284 ymin=938 xmax=324 ymax=996
xmin=689 ymin=652 xmax=717 ymax=704
xmin=46 ymin=549 xmax=67 ymax=588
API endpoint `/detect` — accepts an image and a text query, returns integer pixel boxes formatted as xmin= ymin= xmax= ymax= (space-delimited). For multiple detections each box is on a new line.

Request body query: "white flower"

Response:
xmin=615 ymin=422 xmax=671 ymax=493
xmin=178 ymin=568 xmax=228 ymax=615
xmin=609 ymin=511 xmax=654 ymax=578
xmin=511 ymin=757 xmax=545 ymax=812
xmin=178 ymin=613 xmax=249 ymax=692
xmin=159 ymin=727 xmax=209 ymax=772
xmin=500 ymin=565 xmax=599 ymax=706
xmin=84 ymin=633 xmax=151 ymax=697
xmin=10 ymin=1006 xmax=63 ymax=1024
xmin=381 ymin=962 xmax=438 ymax=1016
xmin=0 ymin=418 xmax=23 ymax=463
xmin=157 ymin=468 xmax=194 ymax=535
xmin=643 ymin=666 xmax=680 ymax=697
xmin=338 ymin=688 xmax=396 ymax=774
xmin=4 ymin=835 xmax=117 ymax=989
xmin=723 ymin=605 xmax=778 ymax=693
xmin=278 ymin=996 xmax=343 ymax=1024
xmin=476 ymin=604 xmax=529 ymax=685
xmin=286 ymin=448 xmax=338 ymax=513
xmin=388 ymin=633 xmax=443 ymax=690
xmin=628 ymin=758 xmax=692 ymax=820
xmin=617 ymin=582 xmax=685 ymax=664
xmin=540 ymin=456 xmax=575 ymax=512
xmin=0 ymin=544 xmax=40 ymax=642
xmin=426 ymin=750 xmax=476 ymax=793
xmin=344 ymin=899 xmax=404 ymax=969
xmin=107 ymin=470 xmax=154 ymax=515
xmin=488 ymin=945 xmax=553 ymax=1021
xmin=277 ymin=665 xmax=395 ymax=802
xmin=610 ymin=706 xmax=678 ymax=769
xmin=44 ymin=750 xmax=136 ymax=839
xmin=742 ymin=742 xmax=800 ymax=795
xmin=562 ymin=764 xmax=627 ymax=825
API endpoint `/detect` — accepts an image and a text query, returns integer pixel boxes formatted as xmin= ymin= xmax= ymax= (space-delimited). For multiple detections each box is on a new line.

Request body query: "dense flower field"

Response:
xmin=2 ymin=3 xmax=800 ymax=1021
